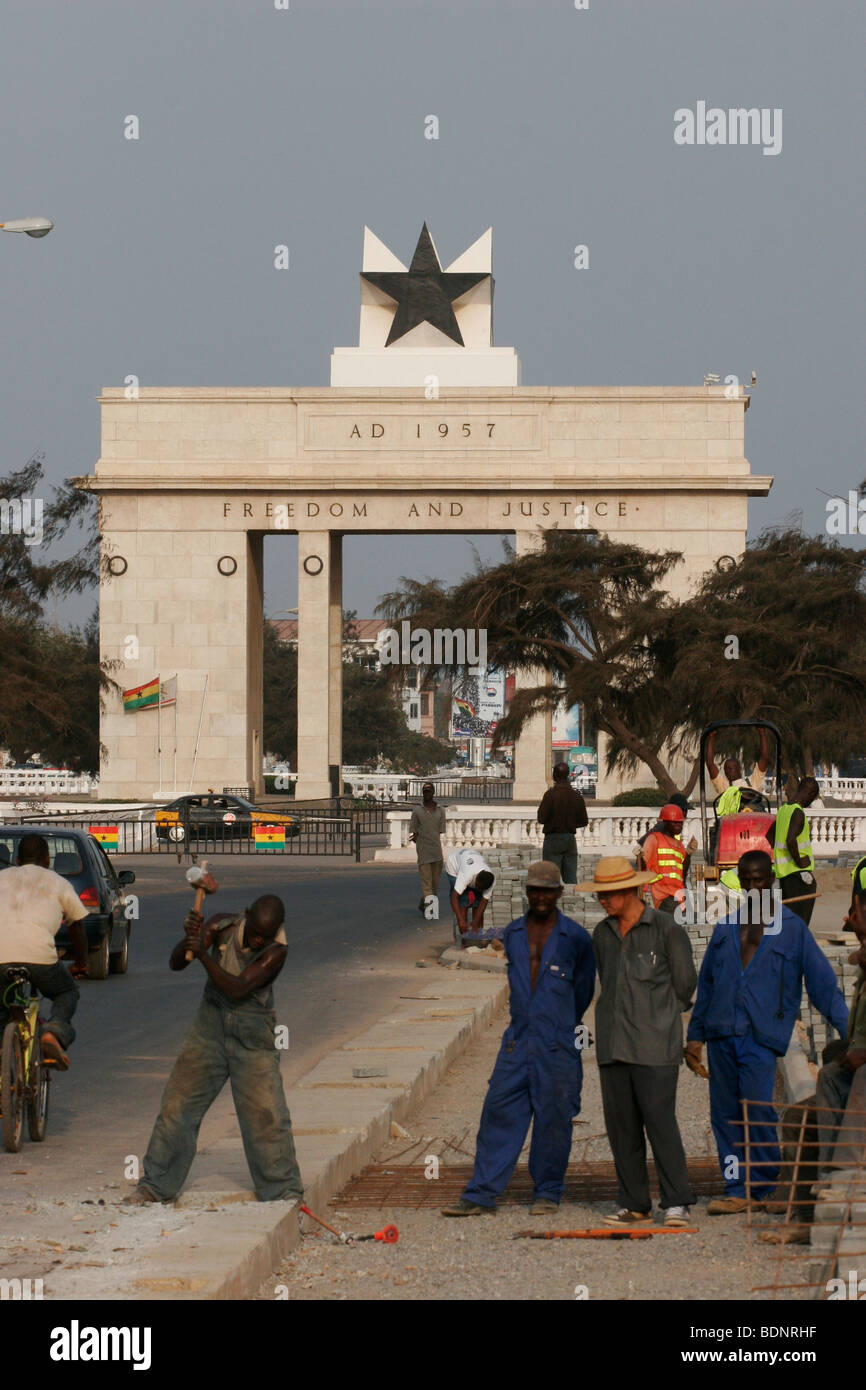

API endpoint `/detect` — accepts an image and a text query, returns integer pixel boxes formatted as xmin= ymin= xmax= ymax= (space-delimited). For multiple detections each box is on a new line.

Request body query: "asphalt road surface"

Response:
xmin=0 ymin=856 xmax=447 ymax=1205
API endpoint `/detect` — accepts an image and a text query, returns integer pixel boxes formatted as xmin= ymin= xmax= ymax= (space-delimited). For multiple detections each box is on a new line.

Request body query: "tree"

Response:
xmin=377 ymin=527 xmax=866 ymax=794
xmin=1 ymin=456 xmax=114 ymax=771
xmin=341 ymin=663 xmax=450 ymax=770
xmin=668 ymin=529 xmax=866 ymax=777
xmin=262 ymin=619 xmax=297 ymax=763
xmin=262 ymin=616 xmax=450 ymax=772
xmin=378 ymin=531 xmax=689 ymax=795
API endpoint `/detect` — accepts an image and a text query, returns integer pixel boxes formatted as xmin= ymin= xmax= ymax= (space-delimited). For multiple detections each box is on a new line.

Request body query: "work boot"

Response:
xmin=440 ymin=1199 xmax=496 ymax=1217
xmin=529 ymin=1198 xmax=559 ymax=1216
xmin=707 ymin=1195 xmax=749 ymax=1215
xmin=41 ymin=1032 xmax=70 ymax=1071
xmin=757 ymin=1224 xmax=811 ymax=1245
xmin=122 ymin=1186 xmax=160 ymax=1207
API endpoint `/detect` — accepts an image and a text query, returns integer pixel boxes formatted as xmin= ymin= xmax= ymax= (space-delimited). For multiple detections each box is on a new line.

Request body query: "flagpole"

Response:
xmin=156 ymin=673 xmax=162 ymax=798
xmin=173 ymin=691 xmax=178 ymax=797
xmin=189 ymin=673 xmax=208 ymax=793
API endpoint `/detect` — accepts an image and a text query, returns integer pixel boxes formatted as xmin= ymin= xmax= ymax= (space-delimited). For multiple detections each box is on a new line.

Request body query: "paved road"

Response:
xmin=0 ymin=857 xmax=449 ymax=1208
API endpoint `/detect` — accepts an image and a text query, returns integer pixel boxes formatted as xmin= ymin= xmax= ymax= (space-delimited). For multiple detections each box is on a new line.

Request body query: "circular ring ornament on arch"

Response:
xmin=106 ymin=555 xmax=128 ymax=577
xmin=303 ymin=554 xmax=324 ymax=576
xmin=715 ymin=555 xmax=736 ymax=573
xmin=217 ymin=555 xmax=238 ymax=577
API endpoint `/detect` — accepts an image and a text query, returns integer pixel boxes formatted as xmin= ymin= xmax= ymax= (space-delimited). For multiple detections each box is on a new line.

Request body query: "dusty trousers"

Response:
xmin=599 ymin=1061 xmax=695 ymax=1211
xmin=140 ymin=994 xmax=303 ymax=1202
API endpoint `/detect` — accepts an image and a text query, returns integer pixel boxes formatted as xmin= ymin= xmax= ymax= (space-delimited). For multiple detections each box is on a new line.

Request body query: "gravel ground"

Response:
xmin=258 ymin=988 xmax=812 ymax=1302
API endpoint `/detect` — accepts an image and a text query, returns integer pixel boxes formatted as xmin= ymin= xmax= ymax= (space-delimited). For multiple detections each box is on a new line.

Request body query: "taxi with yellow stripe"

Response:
xmin=155 ymin=793 xmax=301 ymax=842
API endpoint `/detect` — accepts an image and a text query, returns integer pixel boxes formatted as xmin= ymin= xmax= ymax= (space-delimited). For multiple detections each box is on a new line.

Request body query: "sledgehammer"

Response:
xmin=184 ymin=860 xmax=218 ymax=961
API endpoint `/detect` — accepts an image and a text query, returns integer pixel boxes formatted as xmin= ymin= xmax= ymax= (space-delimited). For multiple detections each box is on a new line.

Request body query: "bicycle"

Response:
xmin=0 ymin=967 xmax=50 ymax=1152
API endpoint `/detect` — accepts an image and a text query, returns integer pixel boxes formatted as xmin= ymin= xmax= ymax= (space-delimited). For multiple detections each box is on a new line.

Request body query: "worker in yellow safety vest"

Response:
xmin=639 ymin=805 xmax=691 ymax=915
xmin=705 ymin=726 xmax=771 ymax=816
xmin=765 ymin=777 xmax=820 ymax=926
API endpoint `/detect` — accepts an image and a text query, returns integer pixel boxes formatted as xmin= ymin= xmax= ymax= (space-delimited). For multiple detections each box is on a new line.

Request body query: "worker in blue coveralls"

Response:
xmin=685 ymin=849 xmax=848 ymax=1214
xmin=440 ymin=860 xmax=595 ymax=1217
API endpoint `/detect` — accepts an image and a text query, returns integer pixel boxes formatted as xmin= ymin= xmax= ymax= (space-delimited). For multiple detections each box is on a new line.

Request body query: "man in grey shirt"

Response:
xmin=576 ymin=855 xmax=697 ymax=1228
xmin=409 ymin=783 xmax=447 ymax=913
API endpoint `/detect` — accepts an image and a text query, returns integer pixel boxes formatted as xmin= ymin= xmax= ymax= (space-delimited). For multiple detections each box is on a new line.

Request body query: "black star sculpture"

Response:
xmin=361 ymin=223 xmax=491 ymax=347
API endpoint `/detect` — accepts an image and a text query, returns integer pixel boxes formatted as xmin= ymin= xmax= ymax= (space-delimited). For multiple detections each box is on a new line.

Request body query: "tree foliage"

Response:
xmin=0 ymin=457 xmax=112 ymax=772
xmin=377 ymin=527 xmax=866 ymax=794
xmin=262 ymin=619 xmax=451 ymax=773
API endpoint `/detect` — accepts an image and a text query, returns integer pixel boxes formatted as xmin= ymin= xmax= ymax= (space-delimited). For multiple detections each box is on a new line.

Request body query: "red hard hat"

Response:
xmin=660 ymin=803 xmax=685 ymax=822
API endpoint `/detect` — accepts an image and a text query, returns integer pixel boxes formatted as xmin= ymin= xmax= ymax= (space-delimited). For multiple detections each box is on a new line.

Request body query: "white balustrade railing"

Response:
xmin=387 ymin=805 xmax=866 ymax=856
xmin=0 ymin=768 xmax=98 ymax=796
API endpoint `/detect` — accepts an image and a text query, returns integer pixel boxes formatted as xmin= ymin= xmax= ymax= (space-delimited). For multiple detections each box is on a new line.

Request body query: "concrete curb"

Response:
xmin=117 ymin=967 xmax=507 ymax=1300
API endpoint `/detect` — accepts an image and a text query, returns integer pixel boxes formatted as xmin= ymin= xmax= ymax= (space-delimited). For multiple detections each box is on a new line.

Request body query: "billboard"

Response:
xmin=451 ymin=669 xmax=505 ymax=737
xmin=552 ymin=700 xmax=581 ymax=748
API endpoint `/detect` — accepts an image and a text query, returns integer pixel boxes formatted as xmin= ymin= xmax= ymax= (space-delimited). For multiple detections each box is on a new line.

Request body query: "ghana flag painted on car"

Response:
xmin=122 ymin=677 xmax=160 ymax=711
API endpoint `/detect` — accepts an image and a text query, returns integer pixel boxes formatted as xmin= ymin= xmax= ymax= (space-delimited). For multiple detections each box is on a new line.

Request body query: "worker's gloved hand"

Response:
xmin=684 ymin=1041 xmax=709 ymax=1079
xmin=822 ymin=1038 xmax=846 ymax=1066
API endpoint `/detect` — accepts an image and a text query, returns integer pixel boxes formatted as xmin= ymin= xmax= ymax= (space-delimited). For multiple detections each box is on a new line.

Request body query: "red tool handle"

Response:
xmin=375 ymin=1225 xmax=399 ymax=1244
xmin=299 ymin=1204 xmax=347 ymax=1241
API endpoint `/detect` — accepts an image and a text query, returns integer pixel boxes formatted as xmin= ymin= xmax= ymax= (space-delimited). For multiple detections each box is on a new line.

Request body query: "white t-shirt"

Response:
xmin=0 ymin=864 xmax=89 ymax=966
xmin=444 ymin=849 xmax=495 ymax=899
xmin=710 ymin=766 xmax=766 ymax=796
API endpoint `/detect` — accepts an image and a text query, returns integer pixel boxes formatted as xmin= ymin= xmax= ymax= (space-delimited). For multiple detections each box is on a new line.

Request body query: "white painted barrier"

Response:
xmin=385 ymin=805 xmax=866 ymax=858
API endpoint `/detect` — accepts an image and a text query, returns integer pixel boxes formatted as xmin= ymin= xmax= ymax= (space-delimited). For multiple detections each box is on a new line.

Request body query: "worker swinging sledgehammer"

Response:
xmin=125 ymin=880 xmax=303 ymax=1207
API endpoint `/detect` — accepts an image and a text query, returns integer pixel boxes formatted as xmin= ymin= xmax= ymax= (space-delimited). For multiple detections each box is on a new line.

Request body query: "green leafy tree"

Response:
xmin=377 ymin=527 xmax=866 ymax=794
xmin=1 ymin=457 xmax=114 ymax=771
xmin=378 ymin=532 xmax=688 ymax=795
xmin=668 ymin=529 xmax=866 ymax=778
xmin=262 ymin=619 xmax=298 ymax=763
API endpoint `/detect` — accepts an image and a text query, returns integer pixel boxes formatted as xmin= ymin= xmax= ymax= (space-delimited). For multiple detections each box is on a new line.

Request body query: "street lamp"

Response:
xmin=0 ymin=217 xmax=53 ymax=238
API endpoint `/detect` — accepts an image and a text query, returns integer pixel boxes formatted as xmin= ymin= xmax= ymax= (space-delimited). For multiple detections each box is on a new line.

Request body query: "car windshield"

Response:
xmin=0 ymin=834 xmax=85 ymax=876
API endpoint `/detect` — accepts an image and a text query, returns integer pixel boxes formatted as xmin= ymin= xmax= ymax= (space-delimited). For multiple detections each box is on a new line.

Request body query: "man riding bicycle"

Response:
xmin=0 ymin=833 xmax=88 ymax=1070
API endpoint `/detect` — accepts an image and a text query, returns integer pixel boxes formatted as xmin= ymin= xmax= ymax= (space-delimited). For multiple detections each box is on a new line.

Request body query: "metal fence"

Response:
xmin=9 ymin=815 xmax=362 ymax=860
xmin=405 ymin=778 xmax=515 ymax=802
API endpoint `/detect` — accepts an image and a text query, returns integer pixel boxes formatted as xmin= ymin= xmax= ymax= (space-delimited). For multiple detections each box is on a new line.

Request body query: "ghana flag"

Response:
xmin=89 ymin=825 xmax=119 ymax=851
xmin=454 ymin=696 xmax=477 ymax=719
xmin=254 ymin=824 xmax=286 ymax=851
xmin=122 ymin=677 xmax=160 ymax=712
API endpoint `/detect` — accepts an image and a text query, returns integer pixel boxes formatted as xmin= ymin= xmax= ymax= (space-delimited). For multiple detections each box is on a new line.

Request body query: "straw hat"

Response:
xmin=574 ymin=855 xmax=656 ymax=893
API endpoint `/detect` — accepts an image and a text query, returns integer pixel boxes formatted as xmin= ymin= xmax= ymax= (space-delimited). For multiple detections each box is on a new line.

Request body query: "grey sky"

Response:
xmin=2 ymin=0 xmax=862 ymax=627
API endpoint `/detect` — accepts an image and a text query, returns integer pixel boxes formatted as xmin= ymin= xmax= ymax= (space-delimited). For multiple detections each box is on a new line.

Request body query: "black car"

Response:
xmin=155 ymin=793 xmax=301 ymax=842
xmin=0 ymin=826 xmax=136 ymax=980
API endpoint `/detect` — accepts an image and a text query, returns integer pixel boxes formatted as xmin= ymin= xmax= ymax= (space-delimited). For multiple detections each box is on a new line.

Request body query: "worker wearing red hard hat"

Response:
xmin=639 ymin=805 xmax=691 ymax=915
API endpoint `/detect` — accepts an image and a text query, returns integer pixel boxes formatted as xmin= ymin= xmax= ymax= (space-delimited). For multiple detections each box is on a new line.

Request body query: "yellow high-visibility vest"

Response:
xmin=717 ymin=787 xmax=742 ymax=816
xmin=773 ymin=802 xmax=814 ymax=879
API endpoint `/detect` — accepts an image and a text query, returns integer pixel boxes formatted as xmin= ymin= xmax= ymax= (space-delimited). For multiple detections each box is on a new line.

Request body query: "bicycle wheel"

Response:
xmin=27 ymin=1021 xmax=49 ymax=1142
xmin=1 ymin=1022 xmax=24 ymax=1152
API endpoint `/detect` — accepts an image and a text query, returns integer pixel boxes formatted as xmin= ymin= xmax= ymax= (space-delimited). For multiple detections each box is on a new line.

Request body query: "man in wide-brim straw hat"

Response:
xmin=575 ymin=855 xmax=697 ymax=1228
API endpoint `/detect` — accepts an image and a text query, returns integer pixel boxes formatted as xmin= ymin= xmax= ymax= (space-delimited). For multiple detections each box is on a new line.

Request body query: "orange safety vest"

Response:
xmin=643 ymin=831 xmax=687 ymax=908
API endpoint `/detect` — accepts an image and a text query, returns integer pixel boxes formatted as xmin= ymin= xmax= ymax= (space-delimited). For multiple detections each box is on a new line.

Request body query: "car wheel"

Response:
xmin=168 ymin=825 xmax=185 ymax=843
xmin=110 ymin=924 xmax=130 ymax=975
xmin=87 ymin=931 xmax=111 ymax=981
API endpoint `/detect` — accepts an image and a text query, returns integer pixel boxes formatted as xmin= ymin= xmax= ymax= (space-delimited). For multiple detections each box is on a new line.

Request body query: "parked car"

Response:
xmin=0 ymin=826 xmax=135 ymax=980
xmin=154 ymin=793 xmax=301 ymax=843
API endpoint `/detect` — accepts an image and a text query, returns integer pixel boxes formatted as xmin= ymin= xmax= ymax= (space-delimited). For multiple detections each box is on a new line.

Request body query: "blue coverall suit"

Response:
xmin=462 ymin=911 xmax=595 ymax=1208
xmin=687 ymin=907 xmax=848 ymax=1198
